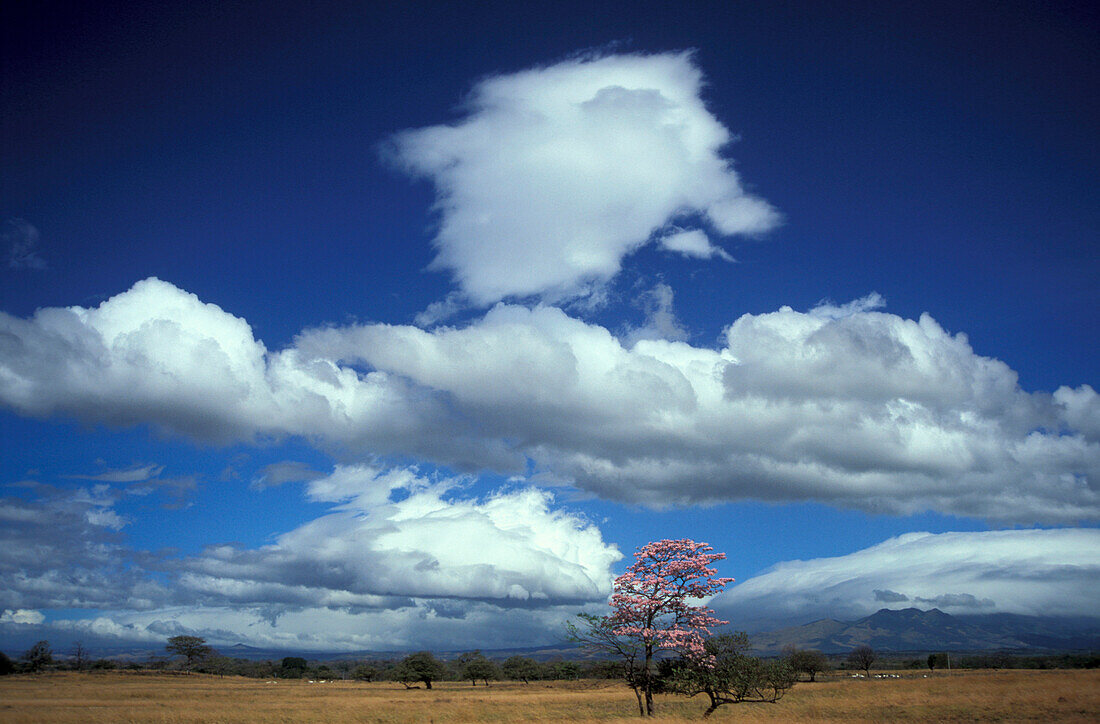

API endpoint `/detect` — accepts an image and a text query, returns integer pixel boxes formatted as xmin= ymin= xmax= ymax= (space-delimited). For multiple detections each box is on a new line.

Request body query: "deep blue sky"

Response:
xmin=1 ymin=1 xmax=1097 ymax=653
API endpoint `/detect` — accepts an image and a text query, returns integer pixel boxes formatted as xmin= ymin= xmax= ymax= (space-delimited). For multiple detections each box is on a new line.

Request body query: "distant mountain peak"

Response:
xmin=748 ymin=607 xmax=1100 ymax=654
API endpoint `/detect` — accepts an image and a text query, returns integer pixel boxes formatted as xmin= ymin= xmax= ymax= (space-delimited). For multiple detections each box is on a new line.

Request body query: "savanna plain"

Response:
xmin=1 ymin=669 xmax=1097 ymax=723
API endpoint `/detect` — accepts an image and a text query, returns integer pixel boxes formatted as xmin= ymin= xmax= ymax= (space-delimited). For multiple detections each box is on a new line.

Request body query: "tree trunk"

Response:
xmin=702 ymin=695 xmax=733 ymax=718
xmin=632 ymin=686 xmax=644 ymax=717
xmin=643 ymin=645 xmax=655 ymax=716
xmin=425 ymin=680 xmax=432 ymax=689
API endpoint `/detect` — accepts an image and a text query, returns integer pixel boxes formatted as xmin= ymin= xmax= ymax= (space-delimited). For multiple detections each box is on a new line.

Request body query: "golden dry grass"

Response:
xmin=0 ymin=669 xmax=1097 ymax=723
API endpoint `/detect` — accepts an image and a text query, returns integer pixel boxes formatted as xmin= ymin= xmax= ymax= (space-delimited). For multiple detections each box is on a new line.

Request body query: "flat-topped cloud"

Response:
xmin=711 ymin=529 xmax=1100 ymax=630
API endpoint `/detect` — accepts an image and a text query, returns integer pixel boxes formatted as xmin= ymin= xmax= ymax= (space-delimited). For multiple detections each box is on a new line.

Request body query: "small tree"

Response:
xmin=0 ymin=651 xmax=15 ymax=676
xmin=72 ymin=641 xmax=89 ymax=671
xmin=670 ymin=633 xmax=797 ymax=718
xmin=22 ymin=640 xmax=53 ymax=673
xmin=458 ymin=651 xmax=499 ymax=686
xmin=201 ymin=656 xmax=236 ymax=677
xmin=552 ymin=660 xmax=581 ymax=680
xmin=502 ymin=655 xmax=540 ymax=683
xmin=279 ymin=656 xmax=308 ymax=679
xmin=784 ymin=647 xmax=829 ymax=682
xmin=395 ymin=651 xmax=445 ymax=689
xmin=353 ymin=663 xmax=380 ymax=681
xmin=847 ymin=645 xmax=876 ymax=676
xmin=927 ymin=652 xmax=949 ymax=671
xmin=165 ymin=635 xmax=212 ymax=672
xmin=569 ymin=539 xmax=734 ymax=716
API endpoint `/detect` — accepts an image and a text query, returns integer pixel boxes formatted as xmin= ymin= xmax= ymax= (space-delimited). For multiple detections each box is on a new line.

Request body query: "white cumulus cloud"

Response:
xmin=0 ymin=279 xmax=1097 ymax=523
xmin=300 ymin=295 xmax=1099 ymax=522
xmin=388 ymin=51 xmax=778 ymax=305
xmin=178 ymin=465 xmax=620 ymax=608
xmin=659 ymin=228 xmax=734 ymax=261
xmin=0 ymin=608 xmax=45 ymax=625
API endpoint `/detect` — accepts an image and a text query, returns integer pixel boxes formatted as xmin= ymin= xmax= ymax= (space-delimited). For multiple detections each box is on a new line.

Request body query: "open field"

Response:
xmin=0 ymin=669 xmax=1097 ymax=723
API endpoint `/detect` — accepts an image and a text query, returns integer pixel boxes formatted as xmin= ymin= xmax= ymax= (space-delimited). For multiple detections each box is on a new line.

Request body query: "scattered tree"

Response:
xmin=569 ymin=538 xmax=734 ymax=716
xmin=165 ymin=636 xmax=213 ymax=672
xmin=279 ymin=657 xmax=308 ymax=679
xmin=551 ymin=660 xmax=581 ymax=681
xmin=784 ymin=646 xmax=829 ymax=682
xmin=22 ymin=640 xmax=53 ymax=673
xmin=585 ymin=659 xmax=626 ymax=680
xmin=395 ymin=651 xmax=445 ymax=689
xmin=72 ymin=641 xmax=89 ymax=671
xmin=502 ymin=655 xmax=540 ymax=683
xmin=847 ymin=645 xmax=876 ymax=676
xmin=353 ymin=663 xmax=380 ymax=682
xmin=927 ymin=652 xmax=949 ymax=671
xmin=669 ymin=633 xmax=797 ymax=718
xmin=201 ymin=656 xmax=236 ymax=677
xmin=0 ymin=651 xmax=14 ymax=676
xmin=458 ymin=651 xmax=499 ymax=686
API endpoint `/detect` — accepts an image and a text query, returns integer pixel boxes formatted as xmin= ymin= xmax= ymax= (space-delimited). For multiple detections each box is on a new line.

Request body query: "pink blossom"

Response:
xmin=608 ymin=539 xmax=734 ymax=666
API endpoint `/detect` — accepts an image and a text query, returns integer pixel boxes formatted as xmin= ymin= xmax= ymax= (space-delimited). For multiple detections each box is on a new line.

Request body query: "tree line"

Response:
xmin=3 ymin=636 xmax=1094 ymax=681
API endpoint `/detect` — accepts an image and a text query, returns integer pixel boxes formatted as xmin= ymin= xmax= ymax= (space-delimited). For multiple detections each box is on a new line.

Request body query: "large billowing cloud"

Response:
xmin=387 ymin=51 xmax=778 ymax=305
xmin=298 ymin=295 xmax=1098 ymax=523
xmin=177 ymin=465 xmax=620 ymax=609
xmin=0 ymin=465 xmax=620 ymax=650
xmin=0 ymin=279 xmax=1097 ymax=523
xmin=0 ymin=277 xmax=521 ymax=469
xmin=710 ymin=529 xmax=1100 ymax=631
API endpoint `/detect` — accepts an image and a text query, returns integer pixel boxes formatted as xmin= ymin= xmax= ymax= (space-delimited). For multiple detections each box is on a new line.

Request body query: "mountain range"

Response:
xmin=210 ymin=608 xmax=1100 ymax=660
xmin=747 ymin=607 xmax=1100 ymax=654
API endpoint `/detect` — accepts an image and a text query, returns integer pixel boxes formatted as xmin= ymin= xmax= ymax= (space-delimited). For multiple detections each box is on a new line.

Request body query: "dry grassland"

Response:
xmin=0 ymin=669 xmax=1097 ymax=723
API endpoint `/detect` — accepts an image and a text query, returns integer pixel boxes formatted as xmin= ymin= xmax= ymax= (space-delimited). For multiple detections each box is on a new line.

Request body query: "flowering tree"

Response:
xmin=569 ymin=538 xmax=734 ymax=716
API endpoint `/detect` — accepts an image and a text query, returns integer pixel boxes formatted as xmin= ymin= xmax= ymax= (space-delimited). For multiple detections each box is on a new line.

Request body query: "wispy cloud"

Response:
xmin=249 ymin=460 xmax=327 ymax=491
xmin=3 ymin=219 xmax=47 ymax=270
xmin=658 ymin=228 xmax=734 ymax=261
xmin=67 ymin=463 xmax=165 ymax=483
xmin=622 ymin=281 xmax=690 ymax=344
xmin=0 ymin=484 xmax=165 ymax=611
xmin=128 ymin=475 xmax=199 ymax=510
